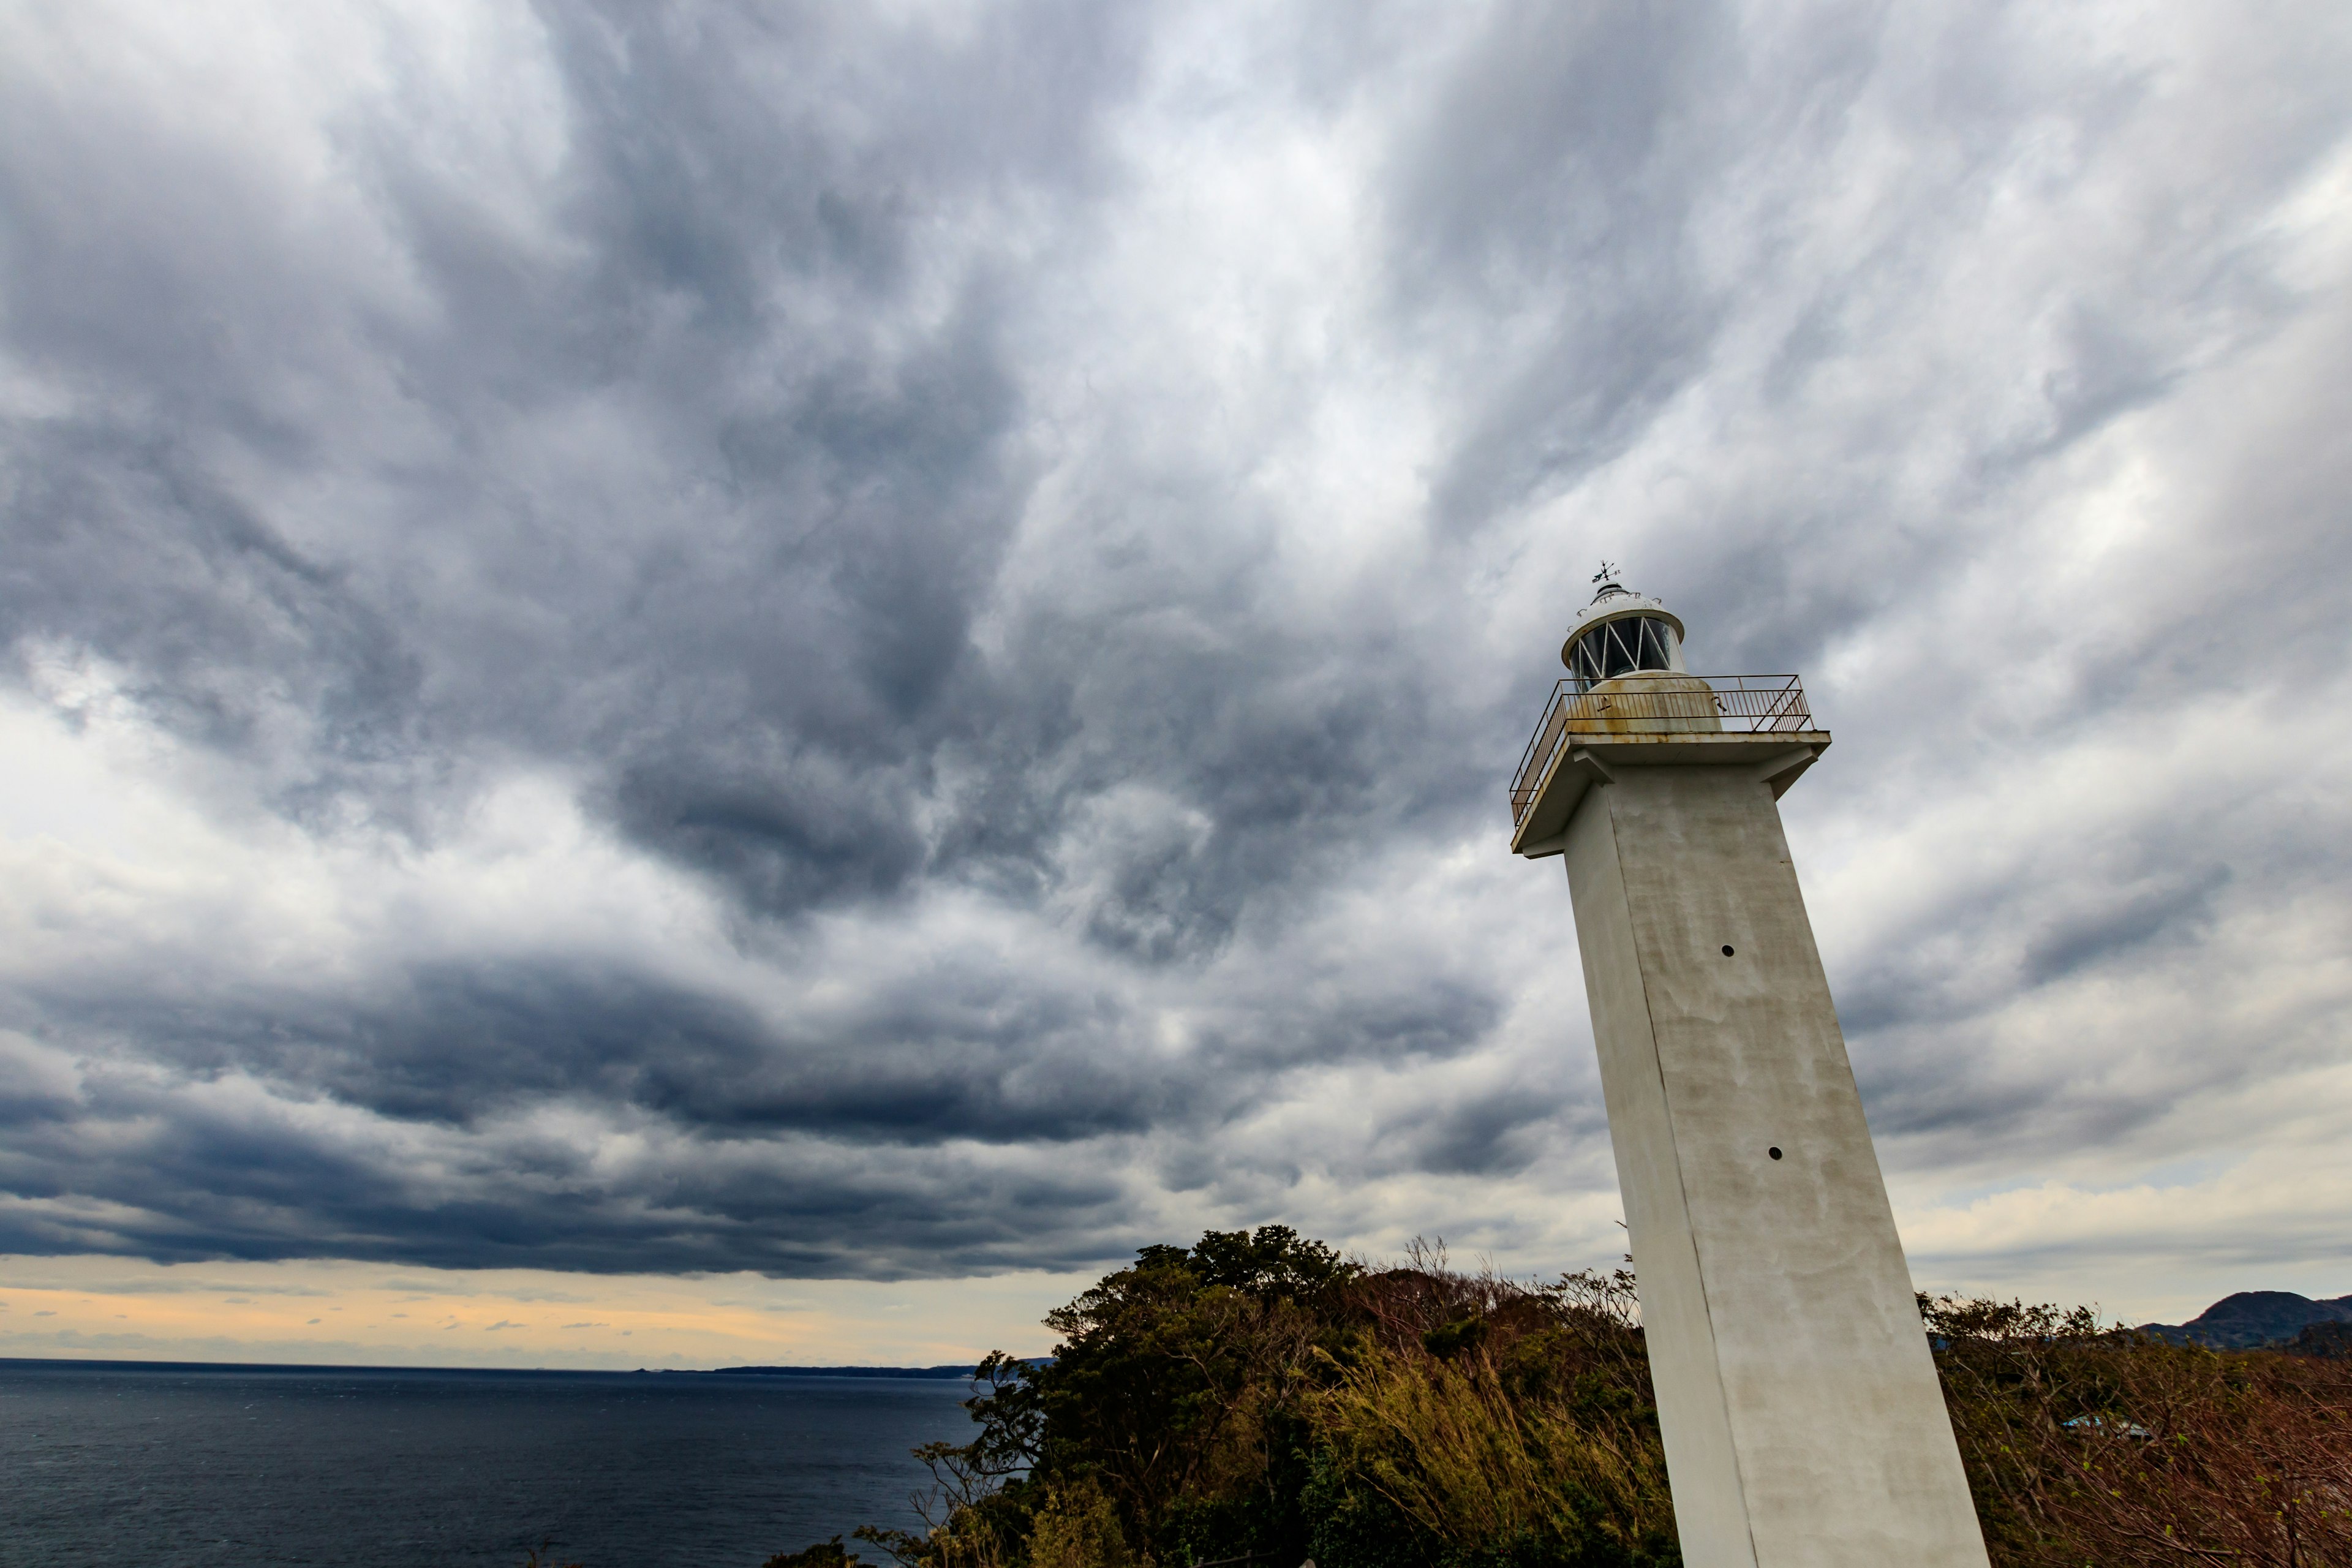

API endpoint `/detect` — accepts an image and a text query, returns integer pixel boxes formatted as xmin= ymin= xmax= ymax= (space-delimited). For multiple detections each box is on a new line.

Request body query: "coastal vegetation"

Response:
xmin=1925 ymin=1293 xmax=2352 ymax=1564
xmin=768 ymin=1227 xmax=2352 ymax=1568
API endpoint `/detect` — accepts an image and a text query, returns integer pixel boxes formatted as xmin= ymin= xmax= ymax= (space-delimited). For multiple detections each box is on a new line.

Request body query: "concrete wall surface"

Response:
xmin=1562 ymin=764 xmax=1988 ymax=1568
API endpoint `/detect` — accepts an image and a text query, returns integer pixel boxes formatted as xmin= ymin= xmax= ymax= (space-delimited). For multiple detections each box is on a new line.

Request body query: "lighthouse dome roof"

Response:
xmin=1559 ymin=575 xmax=1686 ymax=671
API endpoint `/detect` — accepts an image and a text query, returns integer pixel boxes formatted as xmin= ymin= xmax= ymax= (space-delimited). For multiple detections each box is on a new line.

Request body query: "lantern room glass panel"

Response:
xmin=1569 ymin=615 xmax=1678 ymax=691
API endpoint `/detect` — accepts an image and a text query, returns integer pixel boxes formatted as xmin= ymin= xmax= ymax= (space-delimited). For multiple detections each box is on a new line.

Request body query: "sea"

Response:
xmin=0 ymin=1358 xmax=977 ymax=1568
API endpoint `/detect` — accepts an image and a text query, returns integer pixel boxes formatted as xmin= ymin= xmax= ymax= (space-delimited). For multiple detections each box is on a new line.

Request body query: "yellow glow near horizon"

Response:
xmin=0 ymin=1255 xmax=1084 ymax=1370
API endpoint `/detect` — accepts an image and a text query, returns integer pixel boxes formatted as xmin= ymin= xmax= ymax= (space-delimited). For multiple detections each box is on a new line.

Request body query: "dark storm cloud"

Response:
xmin=13 ymin=954 xmax=1137 ymax=1142
xmin=1 ymin=0 xmax=2349 ymax=1284
xmin=2 ymin=0 xmax=1134 ymax=864
xmin=1393 ymin=1087 xmax=1566 ymax=1179
xmin=2019 ymin=868 xmax=2230 ymax=989
xmin=0 ymin=1057 xmax=1137 ymax=1275
xmin=0 ymin=423 xmax=424 ymax=783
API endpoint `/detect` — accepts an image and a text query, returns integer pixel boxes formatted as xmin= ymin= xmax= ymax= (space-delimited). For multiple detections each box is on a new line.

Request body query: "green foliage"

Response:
xmin=1028 ymin=1226 xmax=1341 ymax=1545
xmin=1027 ymin=1479 xmax=1145 ymax=1568
xmin=763 ymin=1540 xmax=864 ymax=1568
xmin=1422 ymin=1316 xmax=1489 ymax=1361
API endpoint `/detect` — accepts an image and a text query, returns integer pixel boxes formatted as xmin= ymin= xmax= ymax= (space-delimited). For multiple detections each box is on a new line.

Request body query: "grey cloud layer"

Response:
xmin=1 ymin=0 xmax=2348 ymax=1283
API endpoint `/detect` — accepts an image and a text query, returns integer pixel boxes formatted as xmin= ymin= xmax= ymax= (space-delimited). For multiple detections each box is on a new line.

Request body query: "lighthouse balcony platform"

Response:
xmin=1508 ymin=673 xmax=1829 ymax=858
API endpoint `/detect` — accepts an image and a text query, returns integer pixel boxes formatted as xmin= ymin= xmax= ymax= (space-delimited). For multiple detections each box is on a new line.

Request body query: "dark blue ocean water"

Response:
xmin=0 ymin=1359 xmax=976 ymax=1568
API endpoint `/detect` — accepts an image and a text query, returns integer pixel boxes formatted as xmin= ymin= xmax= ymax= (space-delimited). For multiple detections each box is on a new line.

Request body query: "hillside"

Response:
xmin=762 ymin=1231 xmax=2352 ymax=1568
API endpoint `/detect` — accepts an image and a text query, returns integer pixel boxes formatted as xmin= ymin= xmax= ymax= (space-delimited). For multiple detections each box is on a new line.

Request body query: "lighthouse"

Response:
xmin=1510 ymin=569 xmax=1989 ymax=1567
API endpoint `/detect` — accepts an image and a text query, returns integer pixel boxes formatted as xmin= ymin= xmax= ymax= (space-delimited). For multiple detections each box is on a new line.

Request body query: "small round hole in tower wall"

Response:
xmin=1768 ymin=1147 xmax=1783 ymax=1160
xmin=1722 ymin=944 xmax=1735 ymax=956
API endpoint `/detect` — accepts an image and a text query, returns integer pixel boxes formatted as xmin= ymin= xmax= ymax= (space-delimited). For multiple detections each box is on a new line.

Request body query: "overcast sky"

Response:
xmin=3 ymin=0 xmax=2350 ymax=1365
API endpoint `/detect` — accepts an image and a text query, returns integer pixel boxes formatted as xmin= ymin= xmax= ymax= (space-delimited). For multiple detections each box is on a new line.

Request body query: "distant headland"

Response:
xmin=693 ymin=1363 xmax=978 ymax=1379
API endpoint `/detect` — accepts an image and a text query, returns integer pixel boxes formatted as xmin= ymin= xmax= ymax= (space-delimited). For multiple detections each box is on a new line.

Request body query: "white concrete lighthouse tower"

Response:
xmin=1510 ymin=569 xmax=1988 ymax=1568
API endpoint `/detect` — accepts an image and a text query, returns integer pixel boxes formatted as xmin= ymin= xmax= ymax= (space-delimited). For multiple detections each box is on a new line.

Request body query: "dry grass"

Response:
xmin=1311 ymin=1340 xmax=1672 ymax=1555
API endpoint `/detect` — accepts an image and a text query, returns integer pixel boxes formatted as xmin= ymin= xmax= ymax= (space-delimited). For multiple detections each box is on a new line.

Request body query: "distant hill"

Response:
xmin=2138 ymin=1291 xmax=2352 ymax=1349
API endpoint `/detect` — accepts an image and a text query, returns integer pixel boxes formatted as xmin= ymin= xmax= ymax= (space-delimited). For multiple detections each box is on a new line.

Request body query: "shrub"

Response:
xmin=764 ymin=1540 xmax=864 ymax=1568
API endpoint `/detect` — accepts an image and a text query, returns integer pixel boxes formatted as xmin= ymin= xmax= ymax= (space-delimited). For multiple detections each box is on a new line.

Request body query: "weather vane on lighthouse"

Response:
xmin=1506 ymin=579 xmax=1990 ymax=1567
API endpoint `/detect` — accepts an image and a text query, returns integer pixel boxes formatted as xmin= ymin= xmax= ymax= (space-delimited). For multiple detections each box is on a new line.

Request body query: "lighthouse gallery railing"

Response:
xmin=1510 ymin=674 xmax=1813 ymax=827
